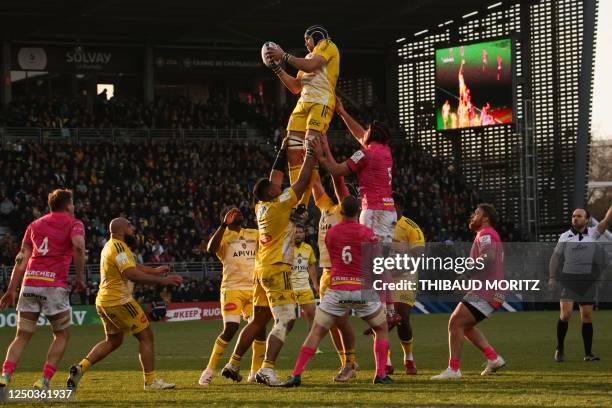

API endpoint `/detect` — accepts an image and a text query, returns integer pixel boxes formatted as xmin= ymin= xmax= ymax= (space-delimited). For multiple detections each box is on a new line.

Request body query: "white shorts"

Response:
xmin=319 ymin=288 xmax=381 ymax=318
xmin=360 ymin=209 xmax=397 ymax=242
xmin=462 ymin=292 xmax=501 ymax=321
xmin=16 ymin=286 xmax=71 ymax=316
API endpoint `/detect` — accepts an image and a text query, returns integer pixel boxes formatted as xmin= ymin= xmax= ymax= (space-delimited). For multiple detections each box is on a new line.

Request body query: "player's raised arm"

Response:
xmin=266 ymin=44 xmax=326 ymax=74
xmin=273 ymin=66 xmax=303 ymax=95
xmin=207 ymin=207 xmax=240 ymax=254
xmin=269 ymin=136 xmax=290 ymax=187
xmin=595 ymin=204 xmax=612 ymax=235
xmin=290 ymin=139 xmax=317 ymax=199
xmin=312 ymin=137 xmax=352 ymax=177
xmin=0 ymin=245 xmax=32 ymax=310
xmin=335 ymin=98 xmax=368 ymax=147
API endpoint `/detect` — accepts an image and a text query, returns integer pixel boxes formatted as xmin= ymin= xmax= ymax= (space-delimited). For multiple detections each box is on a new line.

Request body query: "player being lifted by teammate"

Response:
xmin=221 ymin=137 xmax=316 ymax=386
xmin=66 ymin=218 xmax=183 ymax=391
xmin=291 ymin=224 xmax=319 ymax=328
xmin=264 ymin=25 xmax=340 ymax=206
xmin=432 ymin=204 xmax=506 ymax=379
xmin=0 ymin=189 xmax=85 ymax=396
xmin=199 ymin=206 xmax=265 ymax=385
xmin=280 ymin=196 xmax=392 ymax=387
xmin=312 ymin=160 xmax=359 ymax=382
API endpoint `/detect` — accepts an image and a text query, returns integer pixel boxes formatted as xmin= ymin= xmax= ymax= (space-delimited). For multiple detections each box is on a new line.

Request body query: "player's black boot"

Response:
xmin=373 ymin=375 xmax=393 ymax=384
xmin=221 ymin=363 xmax=243 ymax=382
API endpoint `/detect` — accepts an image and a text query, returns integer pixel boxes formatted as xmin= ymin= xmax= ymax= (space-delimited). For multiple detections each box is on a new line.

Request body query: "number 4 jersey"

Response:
xmin=325 ymin=220 xmax=378 ymax=290
xmin=21 ymin=212 xmax=85 ymax=288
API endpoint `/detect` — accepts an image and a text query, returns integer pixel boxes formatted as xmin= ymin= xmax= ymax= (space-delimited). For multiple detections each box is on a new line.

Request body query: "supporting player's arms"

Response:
xmin=0 ymin=246 xmax=32 ymax=309
xmin=595 ymin=204 xmax=612 ymax=235
xmin=123 ymin=267 xmax=183 ymax=286
xmin=269 ymin=136 xmax=289 ymax=187
xmin=290 ymin=141 xmax=317 ymax=199
xmin=72 ymin=235 xmax=86 ymax=291
xmin=311 ymin=137 xmax=351 ymax=177
xmin=335 ymin=98 xmax=368 ymax=147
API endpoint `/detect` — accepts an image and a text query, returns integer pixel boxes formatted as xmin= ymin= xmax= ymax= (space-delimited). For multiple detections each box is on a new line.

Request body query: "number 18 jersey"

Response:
xmin=325 ymin=220 xmax=378 ymax=291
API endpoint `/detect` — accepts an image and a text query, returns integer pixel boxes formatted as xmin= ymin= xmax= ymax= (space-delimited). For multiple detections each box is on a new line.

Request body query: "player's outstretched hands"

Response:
xmin=266 ymin=44 xmax=285 ymax=63
xmin=153 ymin=265 xmax=170 ymax=275
xmin=223 ymin=208 xmax=241 ymax=226
xmin=161 ymin=275 xmax=183 ymax=287
xmin=0 ymin=290 xmax=16 ymax=310
xmin=309 ymin=137 xmax=324 ymax=160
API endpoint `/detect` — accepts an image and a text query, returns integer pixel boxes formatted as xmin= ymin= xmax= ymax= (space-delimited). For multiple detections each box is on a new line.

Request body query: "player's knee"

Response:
xmin=269 ymin=304 xmax=296 ymax=342
xmin=221 ymin=322 xmax=240 ymax=340
xmin=16 ymin=316 xmax=38 ymax=335
xmin=559 ymin=310 xmax=572 ymax=321
xmin=53 ymin=328 xmax=70 ymax=341
xmin=580 ymin=310 xmax=593 ymax=323
xmin=107 ymin=334 xmax=124 ymax=349
xmin=50 ymin=313 xmax=72 ymax=333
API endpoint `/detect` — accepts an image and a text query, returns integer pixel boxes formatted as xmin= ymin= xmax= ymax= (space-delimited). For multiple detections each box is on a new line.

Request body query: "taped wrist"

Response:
xmin=272 ymin=148 xmax=288 ymax=171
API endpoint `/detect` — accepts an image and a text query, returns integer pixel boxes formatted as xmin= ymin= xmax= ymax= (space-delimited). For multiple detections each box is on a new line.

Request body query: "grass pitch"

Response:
xmin=1 ymin=310 xmax=612 ymax=407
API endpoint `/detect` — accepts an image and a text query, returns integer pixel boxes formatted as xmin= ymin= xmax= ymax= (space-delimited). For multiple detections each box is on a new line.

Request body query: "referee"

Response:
xmin=548 ymin=205 xmax=611 ymax=362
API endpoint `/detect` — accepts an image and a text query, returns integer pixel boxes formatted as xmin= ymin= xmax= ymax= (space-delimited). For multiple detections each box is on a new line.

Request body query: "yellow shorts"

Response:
xmin=287 ymin=101 xmax=334 ymax=134
xmin=221 ymin=289 xmax=253 ymax=322
xmin=319 ymin=268 xmax=331 ymax=298
xmin=253 ymin=263 xmax=296 ymax=308
xmin=294 ymin=289 xmax=315 ymax=305
xmin=96 ymin=299 xmax=149 ymax=336
xmin=392 ymin=273 xmax=417 ymax=307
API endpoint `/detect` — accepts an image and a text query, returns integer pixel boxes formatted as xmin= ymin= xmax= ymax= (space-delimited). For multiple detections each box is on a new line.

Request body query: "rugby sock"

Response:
xmin=337 ymin=349 xmax=346 ymax=367
xmin=582 ymin=322 xmax=593 ymax=355
xmin=401 ymin=338 xmax=414 ymax=361
xmin=42 ymin=362 xmax=57 ymax=381
xmin=207 ymin=337 xmax=229 ymax=370
xmin=449 ymin=358 xmax=460 ymax=372
xmin=144 ymin=371 xmax=155 ymax=386
xmin=387 ymin=350 xmax=392 ymax=366
xmin=292 ymin=346 xmax=316 ymax=376
xmin=556 ymin=319 xmax=569 ymax=351
xmin=251 ymin=340 xmax=266 ymax=373
xmin=483 ymin=346 xmax=498 ymax=361
xmin=79 ymin=358 xmax=91 ymax=373
xmin=261 ymin=359 xmax=275 ymax=369
xmin=229 ymin=353 xmax=242 ymax=368
xmin=345 ymin=349 xmax=356 ymax=369
xmin=2 ymin=360 xmax=16 ymax=376
xmin=374 ymin=339 xmax=389 ymax=378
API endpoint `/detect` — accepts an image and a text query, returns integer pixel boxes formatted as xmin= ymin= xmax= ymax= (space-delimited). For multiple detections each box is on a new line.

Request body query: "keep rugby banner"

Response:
xmin=164 ymin=302 xmax=222 ymax=322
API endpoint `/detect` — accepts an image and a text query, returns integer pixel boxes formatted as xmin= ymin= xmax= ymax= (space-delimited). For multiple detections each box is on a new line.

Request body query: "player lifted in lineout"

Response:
xmin=221 ymin=137 xmax=316 ymax=386
xmin=66 ymin=218 xmax=183 ymax=391
xmin=280 ymin=196 xmax=392 ymax=387
xmin=432 ymin=204 xmax=506 ymax=379
xmin=0 ymin=190 xmax=85 ymax=396
xmin=264 ymin=25 xmax=340 ymax=206
xmin=199 ymin=206 xmax=266 ymax=385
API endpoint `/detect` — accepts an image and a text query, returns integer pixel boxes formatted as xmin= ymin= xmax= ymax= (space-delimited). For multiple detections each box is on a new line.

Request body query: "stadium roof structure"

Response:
xmin=0 ymin=0 xmax=518 ymax=49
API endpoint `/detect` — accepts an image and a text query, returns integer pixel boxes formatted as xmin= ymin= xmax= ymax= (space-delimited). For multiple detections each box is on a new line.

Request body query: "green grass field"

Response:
xmin=1 ymin=310 xmax=612 ymax=407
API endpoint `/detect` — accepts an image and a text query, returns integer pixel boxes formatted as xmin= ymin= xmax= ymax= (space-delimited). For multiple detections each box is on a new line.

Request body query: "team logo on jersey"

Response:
xmin=140 ymin=315 xmax=148 ymax=323
xmin=257 ymin=205 xmax=269 ymax=219
xmin=350 ymin=150 xmax=365 ymax=163
xmin=479 ymin=234 xmax=492 ymax=246
xmin=241 ymin=242 xmax=247 ymax=250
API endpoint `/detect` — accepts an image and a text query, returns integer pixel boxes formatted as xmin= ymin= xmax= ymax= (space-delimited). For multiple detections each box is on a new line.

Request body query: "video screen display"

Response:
xmin=435 ymin=38 xmax=513 ymax=130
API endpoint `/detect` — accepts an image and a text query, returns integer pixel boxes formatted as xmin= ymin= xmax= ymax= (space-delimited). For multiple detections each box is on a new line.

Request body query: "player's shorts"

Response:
xmin=359 ymin=209 xmax=397 ymax=242
xmin=294 ymin=288 xmax=315 ymax=305
xmin=319 ymin=288 xmax=381 ymax=318
xmin=319 ymin=268 xmax=331 ymax=298
xmin=287 ymin=101 xmax=334 ymax=135
xmin=559 ymin=275 xmax=597 ymax=305
xmin=461 ymin=292 xmax=502 ymax=322
xmin=17 ymin=286 xmax=70 ymax=317
xmin=221 ymin=289 xmax=254 ymax=323
xmin=96 ymin=299 xmax=150 ymax=335
xmin=253 ymin=263 xmax=296 ymax=308
xmin=392 ymin=274 xmax=417 ymax=307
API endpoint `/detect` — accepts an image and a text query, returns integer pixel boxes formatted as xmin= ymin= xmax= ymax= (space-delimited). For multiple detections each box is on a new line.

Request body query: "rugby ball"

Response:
xmin=261 ymin=42 xmax=281 ymax=67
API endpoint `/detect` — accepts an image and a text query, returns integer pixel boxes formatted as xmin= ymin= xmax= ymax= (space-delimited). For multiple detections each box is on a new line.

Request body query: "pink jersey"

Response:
xmin=346 ymin=142 xmax=395 ymax=211
xmin=469 ymin=225 xmax=504 ymax=306
xmin=326 ymin=220 xmax=378 ymax=290
xmin=21 ymin=212 xmax=85 ymax=288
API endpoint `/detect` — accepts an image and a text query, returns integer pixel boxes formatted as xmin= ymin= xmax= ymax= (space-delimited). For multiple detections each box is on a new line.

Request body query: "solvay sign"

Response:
xmin=65 ymin=51 xmax=112 ymax=64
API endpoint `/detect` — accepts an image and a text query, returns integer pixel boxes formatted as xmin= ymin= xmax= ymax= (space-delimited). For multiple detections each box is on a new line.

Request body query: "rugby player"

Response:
xmin=265 ymin=25 xmax=340 ymax=206
xmin=549 ymin=205 xmax=611 ymax=362
xmin=431 ymin=204 xmax=506 ymax=379
xmin=66 ymin=217 xmax=182 ymax=391
xmin=221 ymin=137 xmax=316 ymax=386
xmin=280 ymin=196 xmax=392 ymax=386
xmin=290 ymin=224 xmax=318 ymax=327
xmin=0 ymin=189 xmax=85 ymax=394
xmin=199 ymin=206 xmax=265 ymax=385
